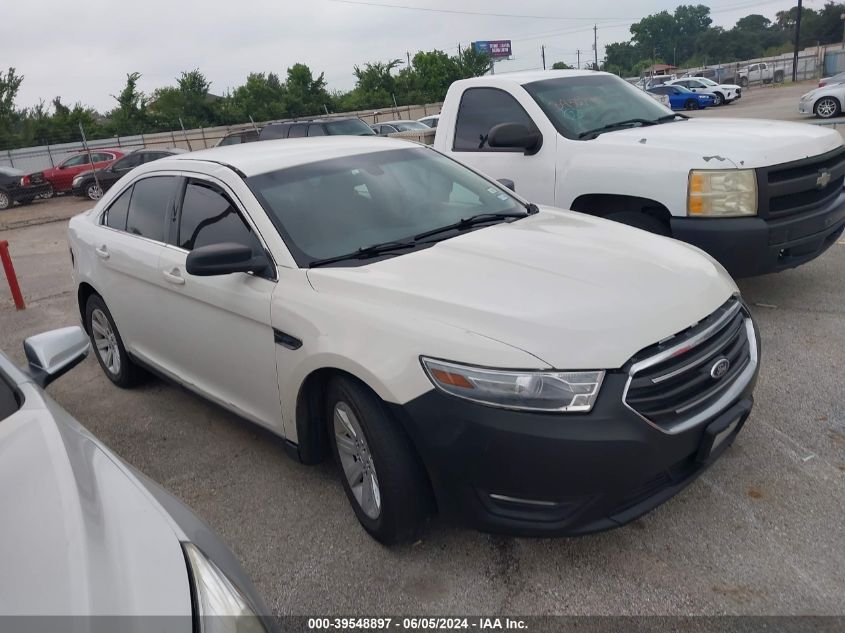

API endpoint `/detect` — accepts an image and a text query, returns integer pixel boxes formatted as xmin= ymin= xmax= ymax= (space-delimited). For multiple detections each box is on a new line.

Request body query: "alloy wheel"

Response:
xmin=86 ymin=183 xmax=104 ymax=200
xmin=91 ymin=308 xmax=121 ymax=376
xmin=0 ymin=191 xmax=9 ymax=210
xmin=817 ymin=98 xmax=838 ymax=118
xmin=333 ymin=401 xmax=381 ymax=519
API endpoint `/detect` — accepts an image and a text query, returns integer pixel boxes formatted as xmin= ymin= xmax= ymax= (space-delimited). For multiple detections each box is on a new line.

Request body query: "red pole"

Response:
xmin=0 ymin=240 xmax=25 ymax=310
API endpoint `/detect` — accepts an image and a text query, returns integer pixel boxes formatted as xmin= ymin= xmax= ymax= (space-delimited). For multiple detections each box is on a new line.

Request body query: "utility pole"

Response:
xmin=577 ymin=49 xmax=581 ymax=69
xmin=541 ymin=45 xmax=546 ymax=70
xmin=406 ymin=51 xmax=411 ymax=68
xmin=593 ymin=24 xmax=598 ymax=69
xmin=840 ymin=13 xmax=845 ymax=50
xmin=793 ymin=0 xmax=803 ymax=82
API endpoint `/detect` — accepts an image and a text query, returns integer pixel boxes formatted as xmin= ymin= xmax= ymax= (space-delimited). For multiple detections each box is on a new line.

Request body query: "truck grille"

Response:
xmin=761 ymin=146 xmax=845 ymax=220
xmin=623 ymin=299 xmax=755 ymax=433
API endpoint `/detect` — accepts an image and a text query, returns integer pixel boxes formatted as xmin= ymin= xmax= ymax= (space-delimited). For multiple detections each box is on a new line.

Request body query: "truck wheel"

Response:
xmin=326 ymin=375 xmax=432 ymax=545
xmin=815 ymin=97 xmax=841 ymax=119
xmin=685 ymin=99 xmax=699 ymax=110
xmin=739 ymin=76 xmax=748 ymax=87
xmin=606 ymin=211 xmax=670 ymax=237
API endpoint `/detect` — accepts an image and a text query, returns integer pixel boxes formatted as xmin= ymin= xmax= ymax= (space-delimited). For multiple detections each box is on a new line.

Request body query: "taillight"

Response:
xmin=20 ymin=175 xmax=30 ymax=186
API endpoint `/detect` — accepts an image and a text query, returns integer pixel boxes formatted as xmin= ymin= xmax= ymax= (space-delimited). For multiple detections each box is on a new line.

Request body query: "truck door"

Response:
xmin=448 ymin=87 xmax=556 ymax=205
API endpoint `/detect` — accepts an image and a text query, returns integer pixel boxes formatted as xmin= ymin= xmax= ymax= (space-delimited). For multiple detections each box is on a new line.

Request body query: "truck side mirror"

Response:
xmin=487 ymin=123 xmax=543 ymax=156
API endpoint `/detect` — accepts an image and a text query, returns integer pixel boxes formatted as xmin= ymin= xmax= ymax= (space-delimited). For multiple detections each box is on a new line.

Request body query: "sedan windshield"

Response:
xmin=247 ymin=147 xmax=525 ymax=267
xmin=394 ymin=121 xmax=429 ymax=132
xmin=325 ymin=119 xmax=376 ymax=136
xmin=698 ymin=78 xmax=719 ymax=87
xmin=524 ymin=74 xmax=674 ymax=140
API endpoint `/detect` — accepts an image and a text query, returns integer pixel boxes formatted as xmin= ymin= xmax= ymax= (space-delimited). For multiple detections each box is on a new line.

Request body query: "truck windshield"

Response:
xmin=523 ymin=74 xmax=675 ymax=140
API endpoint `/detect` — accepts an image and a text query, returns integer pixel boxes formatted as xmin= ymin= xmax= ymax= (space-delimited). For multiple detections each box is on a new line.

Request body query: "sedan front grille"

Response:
xmin=623 ymin=298 xmax=756 ymax=434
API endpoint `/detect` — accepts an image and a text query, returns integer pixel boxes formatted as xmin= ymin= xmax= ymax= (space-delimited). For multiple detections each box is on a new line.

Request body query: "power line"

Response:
xmin=326 ymin=0 xmax=636 ymax=21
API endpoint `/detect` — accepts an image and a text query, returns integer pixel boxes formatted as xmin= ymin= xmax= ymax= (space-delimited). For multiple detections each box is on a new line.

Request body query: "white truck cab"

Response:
xmin=434 ymin=70 xmax=845 ymax=277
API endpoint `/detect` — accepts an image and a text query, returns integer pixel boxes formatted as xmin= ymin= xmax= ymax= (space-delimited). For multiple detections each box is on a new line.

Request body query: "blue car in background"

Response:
xmin=648 ymin=85 xmax=715 ymax=110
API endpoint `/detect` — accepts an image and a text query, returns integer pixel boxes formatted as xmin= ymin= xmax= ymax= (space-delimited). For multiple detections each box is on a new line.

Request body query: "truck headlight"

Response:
xmin=183 ymin=543 xmax=267 ymax=633
xmin=421 ymin=357 xmax=604 ymax=412
xmin=688 ymin=169 xmax=757 ymax=217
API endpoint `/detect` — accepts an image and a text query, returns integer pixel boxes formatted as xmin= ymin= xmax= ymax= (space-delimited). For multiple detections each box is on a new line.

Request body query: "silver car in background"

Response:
xmin=0 ymin=327 xmax=274 ymax=632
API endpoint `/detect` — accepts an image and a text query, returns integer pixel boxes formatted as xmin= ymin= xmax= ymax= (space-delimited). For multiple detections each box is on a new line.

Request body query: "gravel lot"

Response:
xmin=1 ymin=113 xmax=844 ymax=618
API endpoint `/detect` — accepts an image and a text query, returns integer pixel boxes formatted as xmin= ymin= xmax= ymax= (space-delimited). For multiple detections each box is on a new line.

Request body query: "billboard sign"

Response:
xmin=472 ymin=40 xmax=512 ymax=59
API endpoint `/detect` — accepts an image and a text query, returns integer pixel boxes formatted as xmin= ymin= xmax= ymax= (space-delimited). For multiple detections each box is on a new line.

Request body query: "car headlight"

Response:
xmin=688 ymin=169 xmax=757 ymax=217
xmin=421 ymin=357 xmax=604 ymax=412
xmin=800 ymin=92 xmax=815 ymax=102
xmin=72 ymin=175 xmax=84 ymax=187
xmin=183 ymin=543 xmax=267 ymax=633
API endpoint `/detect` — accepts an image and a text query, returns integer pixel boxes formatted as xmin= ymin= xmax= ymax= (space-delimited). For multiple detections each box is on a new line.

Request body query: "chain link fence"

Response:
xmin=1 ymin=103 xmax=443 ymax=175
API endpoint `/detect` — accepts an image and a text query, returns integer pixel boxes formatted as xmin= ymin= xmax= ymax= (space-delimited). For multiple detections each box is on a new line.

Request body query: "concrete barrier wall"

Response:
xmin=0 ymin=102 xmax=443 ymax=174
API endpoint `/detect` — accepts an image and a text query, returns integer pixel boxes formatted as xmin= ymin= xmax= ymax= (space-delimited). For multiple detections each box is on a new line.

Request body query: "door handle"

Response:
xmin=95 ymin=245 xmax=109 ymax=260
xmin=162 ymin=268 xmax=186 ymax=285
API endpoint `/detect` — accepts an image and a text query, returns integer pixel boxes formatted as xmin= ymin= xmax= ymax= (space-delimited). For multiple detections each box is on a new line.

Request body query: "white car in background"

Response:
xmin=799 ymin=83 xmax=845 ymax=119
xmin=666 ymin=77 xmax=741 ymax=106
xmin=417 ymin=114 xmax=440 ymax=128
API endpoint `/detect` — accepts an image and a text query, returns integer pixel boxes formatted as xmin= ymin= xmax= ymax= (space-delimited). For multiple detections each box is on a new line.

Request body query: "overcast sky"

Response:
xmin=5 ymin=0 xmax=809 ymax=112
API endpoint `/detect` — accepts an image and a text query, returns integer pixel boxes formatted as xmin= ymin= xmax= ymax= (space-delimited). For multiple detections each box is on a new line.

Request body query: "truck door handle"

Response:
xmin=162 ymin=268 xmax=186 ymax=285
xmin=95 ymin=245 xmax=109 ymax=260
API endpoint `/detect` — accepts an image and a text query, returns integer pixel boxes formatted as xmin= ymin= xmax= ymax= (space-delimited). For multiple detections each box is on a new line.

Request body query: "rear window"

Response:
xmin=126 ymin=176 xmax=177 ymax=242
xmin=325 ymin=119 xmax=376 ymax=136
xmin=259 ymin=125 xmax=289 ymax=141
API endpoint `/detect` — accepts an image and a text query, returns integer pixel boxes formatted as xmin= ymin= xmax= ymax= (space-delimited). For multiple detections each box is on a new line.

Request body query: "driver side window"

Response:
xmin=454 ymin=88 xmax=535 ymax=152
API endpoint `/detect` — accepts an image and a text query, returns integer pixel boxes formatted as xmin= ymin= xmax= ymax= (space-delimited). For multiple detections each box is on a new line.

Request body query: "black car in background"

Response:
xmin=216 ymin=129 xmax=261 ymax=146
xmin=258 ymin=117 xmax=376 ymax=140
xmin=72 ymin=148 xmax=186 ymax=200
xmin=0 ymin=167 xmax=52 ymax=210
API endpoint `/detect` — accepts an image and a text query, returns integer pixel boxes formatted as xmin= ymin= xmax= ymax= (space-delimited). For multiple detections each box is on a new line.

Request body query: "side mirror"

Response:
xmin=497 ymin=178 xmax=516 ymax=192
xmin=186 ymin=243 xmax=268 ymax=277
xmin=23 ymin=326 xmax=90 ymax=388
xmin=487 ymin=123 xmax=542 ymax=155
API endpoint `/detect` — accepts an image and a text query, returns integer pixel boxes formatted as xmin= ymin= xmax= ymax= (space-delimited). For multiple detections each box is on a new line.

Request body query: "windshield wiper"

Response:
xmin=413 ymin=212 xmax=529 ymax=241
xmin=657 ymin=113 xmax=688 ymax=122
xmin=308 ymin=240 xmax=417 ymax=268
xmin=578 ymin=118 xmax=660 ymax=139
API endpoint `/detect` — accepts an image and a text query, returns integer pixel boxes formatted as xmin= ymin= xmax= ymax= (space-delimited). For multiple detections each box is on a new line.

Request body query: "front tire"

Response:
xmin=815 ymin=97 xmax=841 ymax=119
xmin=40 ymin=184 xmax=54 ymax=199
xmin=326 ymin=376 xmax=432 ymax=544
xmin=713 ymin=92 xmax=724 ymax=106
xmin=85 ymin=294 xmax=143 ymax=388
xmin=85 ymin=181 xmax=104 ymax=200
xmin=685 ymin=99 xmax=700 ymax=110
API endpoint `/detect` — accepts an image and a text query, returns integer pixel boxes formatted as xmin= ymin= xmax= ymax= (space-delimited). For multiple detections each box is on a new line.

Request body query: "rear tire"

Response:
xmin=685 ymin=99 xmax=699 ymax=110
xmin=85 ymin=294 xmax=143 ymax=388
xmin=739 ymin=76 xmax=749 ymax=87
xmin=0 ymin=191 xmax=11 ymax=210
xmin=326 ymin=375 xmax=432 ymax=545
xmin=605 ymin=211 xmax=670 ymax=237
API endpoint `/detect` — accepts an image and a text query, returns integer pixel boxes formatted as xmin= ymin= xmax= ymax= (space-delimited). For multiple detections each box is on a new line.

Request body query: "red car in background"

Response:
xmin=38 ymin=150 xmax=123 ymax=196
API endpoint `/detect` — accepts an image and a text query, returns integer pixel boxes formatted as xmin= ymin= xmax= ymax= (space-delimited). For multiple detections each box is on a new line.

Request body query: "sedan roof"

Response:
xmin=167 ymin=136 xmax=420 ymax=177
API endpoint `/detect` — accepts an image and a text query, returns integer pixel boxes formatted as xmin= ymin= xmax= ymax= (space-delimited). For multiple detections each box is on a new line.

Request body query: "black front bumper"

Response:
xmin=10 ymin=183 xmax=52 ymax=201
xmin=671 ymin=189 xmax=845 ymax=278
xmin=390 ymin=366 xmax=758 ymax=537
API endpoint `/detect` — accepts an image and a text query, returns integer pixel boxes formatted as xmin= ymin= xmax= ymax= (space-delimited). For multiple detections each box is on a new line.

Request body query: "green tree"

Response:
xmin=350 ymin=59 xmax=402 ymax=109
xmin=108 ymin=72 xmax=148 ymax=136
xmin=149 ymin=69 xmax=218 ymax=129
xmin=284 ymin=64 xmax=330 ymax=117
xmin=456 ymin=46 xmax=492 ymax=78
xmin=229 ymin=72 xmax=286 ymax=122
xmin=409 ymin=50 xmax=459 ymax=102
xmin=551 ymin=61 xmax=573 ymax=70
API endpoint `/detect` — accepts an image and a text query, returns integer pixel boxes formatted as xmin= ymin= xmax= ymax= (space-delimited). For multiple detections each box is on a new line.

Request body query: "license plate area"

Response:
xmin=696 ymin=399 xmax=752 ymax=463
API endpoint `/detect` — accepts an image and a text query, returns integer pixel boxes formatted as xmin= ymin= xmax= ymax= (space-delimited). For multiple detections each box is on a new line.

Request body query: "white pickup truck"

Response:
xmin=433 ymin=70 xmax=845 ymax=277
xmin=736 ymin=62 xmax=785 ymax=87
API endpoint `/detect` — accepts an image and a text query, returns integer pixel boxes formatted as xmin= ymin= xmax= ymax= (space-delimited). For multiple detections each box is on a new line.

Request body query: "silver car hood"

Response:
xmin=0 ymin=375 xmax=192 ymax=617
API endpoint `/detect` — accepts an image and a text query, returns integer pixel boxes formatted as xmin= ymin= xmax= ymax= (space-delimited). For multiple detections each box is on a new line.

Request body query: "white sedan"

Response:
xmin=68 ymin=137 xmax=756 ymax=544
xmin=666 ymin=77 xmax=741 ymax=106
xmin=799 ymin=83 xmax=845 ymax=119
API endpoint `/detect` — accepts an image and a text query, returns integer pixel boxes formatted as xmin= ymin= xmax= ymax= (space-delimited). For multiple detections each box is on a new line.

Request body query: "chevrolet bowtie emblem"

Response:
xmin=816 ymin=169 xmax=832 ymax=189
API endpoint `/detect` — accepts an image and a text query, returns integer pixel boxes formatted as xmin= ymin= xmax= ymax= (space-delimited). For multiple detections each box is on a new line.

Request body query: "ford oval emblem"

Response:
xmin=710 ymin=358 xmax=731 ymax=379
